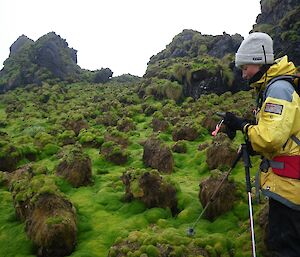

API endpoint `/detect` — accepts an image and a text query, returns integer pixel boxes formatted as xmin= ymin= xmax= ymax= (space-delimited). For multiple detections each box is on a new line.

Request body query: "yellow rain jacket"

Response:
xmin=245 ymin=56 xmax=300 ymax=209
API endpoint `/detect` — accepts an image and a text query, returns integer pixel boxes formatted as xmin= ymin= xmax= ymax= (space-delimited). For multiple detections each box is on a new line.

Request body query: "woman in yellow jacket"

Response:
xmin=224 ymin=32 xmax=300 ymax=257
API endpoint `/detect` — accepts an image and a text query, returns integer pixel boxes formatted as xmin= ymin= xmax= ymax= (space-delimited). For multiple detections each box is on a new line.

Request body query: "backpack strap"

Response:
xmin=268 ymin=75 xmax=300 ymax=95
xmin=266 ymin=75 xmax=300 ymax=147
xmin=291 ymin=135 xmax=300 ymax=146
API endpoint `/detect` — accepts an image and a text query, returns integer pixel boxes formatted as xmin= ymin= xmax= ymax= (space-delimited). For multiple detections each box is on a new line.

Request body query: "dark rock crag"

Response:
xmin=0 ymin=32 xmax=113 ymax=93
xmin=252 ymin=0 xmax=300 ymax=66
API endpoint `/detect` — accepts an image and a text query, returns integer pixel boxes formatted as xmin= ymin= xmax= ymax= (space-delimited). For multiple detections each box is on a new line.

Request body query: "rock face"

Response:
xmin=121 ymin=169 xmax=178 ymax=215
xmin=9 ymin=35 xmax=34 ymax=57
xmin=199 ymin=171 xmax=236 ymax=221
xmin=0 ymin=32 xmax=81 ymax=92
xmin=143 ymin=30 xmax=249 ymax=99
xmin=0 ymin=32 xmax=114 ymax=93
xmin=142 ymin=136 xmax=174 ymax=173
xmin=34 ymin=33 xmax=79 ymax=79
xmin=252 ymin=0 xmax=300 ymax=66
xmin=148 ymin=30 xmax=243 ymax=65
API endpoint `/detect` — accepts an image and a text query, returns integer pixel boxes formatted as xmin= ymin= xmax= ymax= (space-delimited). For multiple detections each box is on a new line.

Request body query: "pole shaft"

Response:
xmin=248 ymin=192 xmax=256 ymax=257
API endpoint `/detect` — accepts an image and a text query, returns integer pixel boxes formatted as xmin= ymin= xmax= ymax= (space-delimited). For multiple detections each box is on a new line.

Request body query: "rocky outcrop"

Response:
xmin=121 ymin=169 xmax=178 ymax=215
xmin=0 ymin=32 xmax=82 ymax=92
xmin=142 ymin=136 xmax=174 ymax=173
xmin=143 ymin=30 xmax=249 ymax=99
xmin=9 ymin=35 xmax=34 ymax=57
xmin=252 ymin=0 xmax=300 ymax=66
xmin=0 ymin=32 xmax=113 ymax=93
xmin=147 ymin=30 xmax=243 ymax=65
xmin=199 ymin=170 xmax=236 ymax=221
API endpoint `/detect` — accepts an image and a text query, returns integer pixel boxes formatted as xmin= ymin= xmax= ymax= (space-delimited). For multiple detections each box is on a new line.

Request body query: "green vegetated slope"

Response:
xmin=0 ymin=81 xmax=267 ymax=257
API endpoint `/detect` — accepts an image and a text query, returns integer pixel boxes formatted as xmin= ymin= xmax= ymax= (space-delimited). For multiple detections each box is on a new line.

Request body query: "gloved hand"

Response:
xmin=223 ymin=112 xmax=248 ymax=139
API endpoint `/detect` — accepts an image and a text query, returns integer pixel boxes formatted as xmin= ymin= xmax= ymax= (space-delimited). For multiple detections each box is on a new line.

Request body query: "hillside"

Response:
xmin=0 ymin=80 xmax=269 ymax=257
xmin=0 ymin=1 xmax=299 ymax=256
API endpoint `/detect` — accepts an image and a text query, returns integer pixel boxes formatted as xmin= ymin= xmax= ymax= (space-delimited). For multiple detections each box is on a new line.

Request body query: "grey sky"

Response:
xmin=0 ymin=0 xmax=261 ymax=76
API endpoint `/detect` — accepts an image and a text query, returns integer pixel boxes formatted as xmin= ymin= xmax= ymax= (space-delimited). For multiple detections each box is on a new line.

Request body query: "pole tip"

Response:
xmin=187 ymin=227 xmax=195 ymax=237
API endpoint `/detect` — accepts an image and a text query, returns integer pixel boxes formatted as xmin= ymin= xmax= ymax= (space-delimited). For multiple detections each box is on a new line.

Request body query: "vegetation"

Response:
xmin=0 ymin=79 xmax=270 ymax=257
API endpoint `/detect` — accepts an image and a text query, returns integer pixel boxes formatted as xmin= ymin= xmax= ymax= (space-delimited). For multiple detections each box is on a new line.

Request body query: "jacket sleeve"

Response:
xmin=247 ymin=80 xmax=297 ymax=155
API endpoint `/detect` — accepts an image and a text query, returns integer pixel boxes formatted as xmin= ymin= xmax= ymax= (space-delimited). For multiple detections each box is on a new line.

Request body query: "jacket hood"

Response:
xmin=251 ymin=55 xmax=297 ymax=89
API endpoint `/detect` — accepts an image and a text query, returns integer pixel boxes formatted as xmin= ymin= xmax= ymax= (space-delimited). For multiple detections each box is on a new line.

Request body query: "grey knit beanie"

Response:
xmin=235 ymin=32 xmax=274 ymax=68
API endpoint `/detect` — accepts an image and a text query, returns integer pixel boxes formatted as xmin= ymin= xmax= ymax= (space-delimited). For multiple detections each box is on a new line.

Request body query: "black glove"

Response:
xmin=223 ymin=112 xmax=248 ymax=139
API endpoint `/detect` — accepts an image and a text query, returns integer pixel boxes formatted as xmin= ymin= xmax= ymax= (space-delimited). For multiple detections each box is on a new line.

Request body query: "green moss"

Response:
xmin=41 ymin=143 xmax=61 ymax=157
xmin=0 ymin=75 xmax=266 ymax=257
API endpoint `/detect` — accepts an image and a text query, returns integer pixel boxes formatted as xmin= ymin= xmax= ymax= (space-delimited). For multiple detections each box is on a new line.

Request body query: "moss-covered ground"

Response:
xmin=0 ymin=82 xmax=266 ymax=256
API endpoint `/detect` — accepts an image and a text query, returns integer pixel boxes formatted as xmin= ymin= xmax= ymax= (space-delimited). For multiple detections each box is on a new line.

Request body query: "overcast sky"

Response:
xmin=0 ymin=0 xmax=261 ymax=77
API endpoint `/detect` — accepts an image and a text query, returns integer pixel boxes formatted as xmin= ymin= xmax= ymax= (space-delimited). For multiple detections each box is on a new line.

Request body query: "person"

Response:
xmin=223 ymin=32 xmax=300 ymax=256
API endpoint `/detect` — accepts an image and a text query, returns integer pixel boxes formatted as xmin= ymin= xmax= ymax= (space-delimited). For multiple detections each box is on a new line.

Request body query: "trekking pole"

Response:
xmin=187 ymin=149 xmax=243 ymax=236
xmin=241 ymin=143 xmax=256 ymax=257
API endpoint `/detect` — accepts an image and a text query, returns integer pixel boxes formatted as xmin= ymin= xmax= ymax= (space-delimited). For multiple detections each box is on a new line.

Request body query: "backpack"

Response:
xmin=267 ymin=74 xmax=300 ymax=96
xmin=256 ymin=74 xmax=300 ymax=109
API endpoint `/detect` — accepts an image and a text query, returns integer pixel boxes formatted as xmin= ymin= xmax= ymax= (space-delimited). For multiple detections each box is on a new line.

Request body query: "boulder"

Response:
xmin=206 ymin=133 xmax=238 ymax=170
xmin=56 ymin=146 xmax=92 ymax=187
xmin=143 ymin=136 xmax=174 ymax=173
xmin=0 ymin=142 xmax=21 ymax=172
xmin=100 ymin=141 xmax=129 ymax=165
xmin=121 ymin=169 xmax=178 ymax=215
xmin=117 ymin=117 xmax=136 ymax=132
xmin=201 ymin=111 xmax=225 ymax=133
xmin=104 ymin=131 xmax=129 ymax=148
xmin=199 ymin=170 xmax=236 ymax=221
xmin=172 ymin=140 xmax=187 ymax=153
xmin=26 ymin=193 xmax=77 ymax=257
xmin=172 ymin=123 xmax=198 ymax=141
xmin=9 ymin=168 xmax=77 ymax=257
xmin=151 ymin=117 xmax=169 ymax=132
xmin=64 ymin=118 xmax=89 ymax=136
